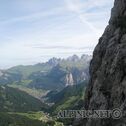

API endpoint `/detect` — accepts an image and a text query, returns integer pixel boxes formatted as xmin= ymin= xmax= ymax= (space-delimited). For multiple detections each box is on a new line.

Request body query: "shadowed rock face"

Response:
xmin=84 ymin=0 xmax=126 ymax=126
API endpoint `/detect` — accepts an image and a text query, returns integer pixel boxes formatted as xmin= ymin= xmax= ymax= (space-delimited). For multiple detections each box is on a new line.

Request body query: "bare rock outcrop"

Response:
xmin=83 ymin=0 xmax=126 ymax=126
xmin=65 ymin=73 xmax=74 ymax=86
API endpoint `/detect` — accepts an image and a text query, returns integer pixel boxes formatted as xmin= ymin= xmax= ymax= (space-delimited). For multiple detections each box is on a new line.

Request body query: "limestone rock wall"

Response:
xmin=84 ymin=0 xmax=126 ymax=125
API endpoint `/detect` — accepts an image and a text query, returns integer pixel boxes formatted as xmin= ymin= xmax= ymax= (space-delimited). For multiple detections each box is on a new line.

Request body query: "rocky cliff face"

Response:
xmin=65 ymin=73 xmax=74 ymax=86
xmin=84 ymin=0 xmax=126 ymax=126
xmin=59 ymin=68 xmax=89 ymax=87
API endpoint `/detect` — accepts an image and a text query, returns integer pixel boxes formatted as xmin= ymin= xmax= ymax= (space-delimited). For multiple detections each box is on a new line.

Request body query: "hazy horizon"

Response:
xmin=1 ymin=53 xmax=92 ymax=70
xmin=0 ymin=0 xmax=114 ymax=68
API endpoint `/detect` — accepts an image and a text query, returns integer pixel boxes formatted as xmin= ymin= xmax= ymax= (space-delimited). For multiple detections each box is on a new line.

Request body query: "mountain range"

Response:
xmin=0 ymin=54 xmax=91 ymax=90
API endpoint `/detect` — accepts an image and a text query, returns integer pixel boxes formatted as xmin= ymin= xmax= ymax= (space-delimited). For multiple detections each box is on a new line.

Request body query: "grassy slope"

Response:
xmin=0 ymin=86 xmax=47 ymax=112
xmin=9 ymin=84 xmax=47 ymax=99
xmin=45 ymin=82 xmax=87 ymax=115
xmin=0 ymin=112 xmax=64 ymax=126
xmin=7 ymin=64 xmax=52 ymax=79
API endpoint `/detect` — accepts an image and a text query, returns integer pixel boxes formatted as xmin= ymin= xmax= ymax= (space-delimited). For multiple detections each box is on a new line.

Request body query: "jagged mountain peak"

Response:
xmin=67 ymin=55 xmax=79 ymax=62
xmin=81 ymin=54 xmax=92 ymax=61
xmin=47 ymin=57 xmax=61 ymax=66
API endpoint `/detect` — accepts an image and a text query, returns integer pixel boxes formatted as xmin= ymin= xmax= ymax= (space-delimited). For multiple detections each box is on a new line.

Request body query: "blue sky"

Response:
xmin=0 ymin=0 xmax=114 ymax=68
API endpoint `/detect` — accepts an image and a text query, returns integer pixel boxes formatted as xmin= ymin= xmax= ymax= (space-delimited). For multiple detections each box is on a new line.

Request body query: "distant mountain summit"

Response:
xmin=47 ymin=57 xmax=61 ymax=66
xmin=81 ymin=54 xmax=92 ymax=61
xmin=67 ymin=55 xmax=79 ymax=62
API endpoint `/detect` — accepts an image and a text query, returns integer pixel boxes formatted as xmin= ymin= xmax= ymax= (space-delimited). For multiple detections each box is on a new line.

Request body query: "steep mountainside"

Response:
xmin=0 ymin=86 xmax=47 ymax=112
xmin=83 ymin=0 xmax=126 ymax=126
xmin=0 ymin=70 xmax=22 ymax=85
xmin=43 ymin=82 xmax=87 ymax=116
